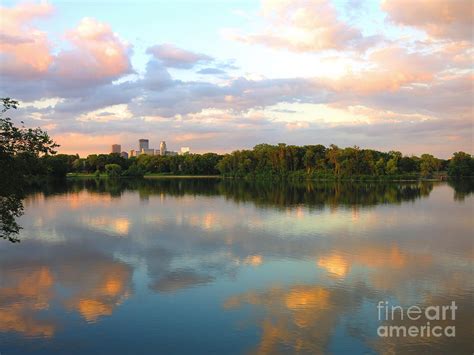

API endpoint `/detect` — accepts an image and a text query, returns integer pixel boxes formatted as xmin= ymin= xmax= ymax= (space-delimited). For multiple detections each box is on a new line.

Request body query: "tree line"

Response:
xmin=216 ymin=144 xmax=473 ymax=180
xmin=6 ymin=142 xmax=474 ymax=181
xmin=67 ymin=152 xmax=222 ymax=178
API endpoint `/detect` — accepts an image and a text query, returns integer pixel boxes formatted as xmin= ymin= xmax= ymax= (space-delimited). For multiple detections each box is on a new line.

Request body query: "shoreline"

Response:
xmin=66 ymin=173 xmax=222 ymax=179
xmin=145 ymin=174 xmax=221 ymax=179
xmin=66 ymin=173 xmax=455 ymax=182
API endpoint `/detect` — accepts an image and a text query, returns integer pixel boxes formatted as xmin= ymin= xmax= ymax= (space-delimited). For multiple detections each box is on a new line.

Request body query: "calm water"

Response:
xmin=0 ymin=179 xmax=472 ymax=354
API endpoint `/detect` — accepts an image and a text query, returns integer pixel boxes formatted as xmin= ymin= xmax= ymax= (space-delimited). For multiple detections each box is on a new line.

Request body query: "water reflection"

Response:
xmin=0 ymin=179 xmax=472 ymax=354
xmin=0 ymin=266 xmax=55 ymax=338
xmin=448 ymin=179 xmax=474 ymax=201
xmin=30 ymin=178 xmax=439 ymax=208
xmin=224 ymin=283 xmax=372 ymax=354
xmin=0 ymin=242 xmax=132 ymax=340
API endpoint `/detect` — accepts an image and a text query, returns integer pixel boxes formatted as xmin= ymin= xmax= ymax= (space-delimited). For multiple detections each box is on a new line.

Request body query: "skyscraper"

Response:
xmin=160 ymin=141 xmax=167 ymax=156
xmin=140 ymin=148 xmax=155 ymax=156
xmin=139 ymin=139 xmax=149 ymax=151
xmin=111 ymin=144 xmax=121 ymax=154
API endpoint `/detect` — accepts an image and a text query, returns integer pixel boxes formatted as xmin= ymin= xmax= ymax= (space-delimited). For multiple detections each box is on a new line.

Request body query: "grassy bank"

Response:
xmin=66 ymin=172 xmax=452 ymax=182
xmin=144 ymin=173 xmax=221 ymax=179
xmin=67 ymin=173 xmax=100 ymax=178
xmin=66 ymin=172 xmax=221 ymax=179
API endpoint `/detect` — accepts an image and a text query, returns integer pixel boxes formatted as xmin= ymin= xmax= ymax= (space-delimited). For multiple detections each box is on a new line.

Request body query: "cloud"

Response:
xmin=382 ymin=0 xmax=473 ymax=41
xmin=2 ymin=1 xmax=471 ymax=158
xmin=53 ymin=17 xmax=133 ymax=85
xmin=224 ymin=0 xmax=379 ymax=52
xmin=141 ymin=58 xmax=173 ymax=90
xmin=197 ymin=67 xmax=227 ymax=75
xmin=323 ymin=45 xmax=444 ymax=93
xmin=133 ymin=75 xmax=324 ymax=118
xmin=0 ymin=4 xmax=133 ymax=98
xmin=0 ymin=2 xmax=53 ymax=78
xmin=11 ymin=61 xmax=470 ymax=158
xmin=146 ymin=43 xmax=213 ymax=68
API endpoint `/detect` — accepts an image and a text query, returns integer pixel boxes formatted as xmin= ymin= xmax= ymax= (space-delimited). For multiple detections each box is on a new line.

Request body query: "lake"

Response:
xmin=0 ymin=179 xmax=472 ymax=354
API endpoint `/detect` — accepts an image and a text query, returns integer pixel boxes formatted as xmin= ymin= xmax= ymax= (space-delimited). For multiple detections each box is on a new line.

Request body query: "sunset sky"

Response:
xmin=0 ymin=0 xmax=472 ymax=158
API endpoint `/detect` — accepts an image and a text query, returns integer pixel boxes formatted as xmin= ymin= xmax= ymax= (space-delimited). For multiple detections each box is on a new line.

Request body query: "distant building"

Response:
xmin=180 ymin=147 xmax=190 ymax=155
xmin=139 ymin=139 xmax=149 ymax=151
xmin=159 ymin=141 xmax=167 ymax=156
xmin=120 ymin=151 xmax=129 ymax=159
xmin=140 ymin=148 xmax=155 ymax=156
xmin=129 ymin=149 xmax=137 ymax=157
xmin=111 ymin=144 xmax=121 ymax=154
xmin=166 ymin=151 xmax=178 ymax=156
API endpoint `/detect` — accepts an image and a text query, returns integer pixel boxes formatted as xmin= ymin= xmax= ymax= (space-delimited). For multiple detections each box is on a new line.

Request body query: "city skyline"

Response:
xmin=0 ymin=1 xmax=472 ymax=158
xmin=111 ymin=138 xmax=186 ymax=158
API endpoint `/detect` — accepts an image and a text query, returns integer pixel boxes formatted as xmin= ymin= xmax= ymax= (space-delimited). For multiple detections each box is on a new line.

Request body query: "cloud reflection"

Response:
xmin=0 ymin=244 xmax=133 ymax=337
xmin=0 ymin=267 xmax=55 ymax=337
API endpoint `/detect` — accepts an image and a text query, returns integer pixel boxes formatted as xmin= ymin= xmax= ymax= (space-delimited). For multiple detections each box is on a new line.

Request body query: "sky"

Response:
xmin=0 ymin=0 xmax=472 ymax=158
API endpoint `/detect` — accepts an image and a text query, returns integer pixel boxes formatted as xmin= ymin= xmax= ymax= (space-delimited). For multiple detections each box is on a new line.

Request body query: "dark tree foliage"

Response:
xmin=0 ymin=195 xmax=23 ymax=242
xmin=105 ymin=163 xmax=122 ymax=178
xmin=69 ymin=152 xmax=222 ymax=177
xmin=0 ymin=98 xmax=60 ymax=242
xmin=0 ymin=98 xmax=58 ymax=157
xmin=448 ymin=152 xmax=474 ymax=178
xmin=216 ymin=144 xmax=471 ymax=180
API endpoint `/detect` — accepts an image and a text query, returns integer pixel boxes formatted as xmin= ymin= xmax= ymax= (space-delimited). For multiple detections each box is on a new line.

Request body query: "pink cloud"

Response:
xmin=54 ymin=17 xmax=133 ymax=83
xmin=324 ymin=46 xmax=442 ymax=93
xmin=0 ymin=3 xmax=132 ymax=86
xmin=0 ymin=2 xmax=53 ymax=78
xmin=382 ymin=0 xmax=473 ymax=40
xmin=225 ymin=0 xmax=374 ymax=52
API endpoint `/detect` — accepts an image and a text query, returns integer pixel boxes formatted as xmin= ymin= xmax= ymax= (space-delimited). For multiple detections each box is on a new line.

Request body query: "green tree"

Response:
xmin=105 ymin=163 xmax=122 ymax=178
xmin=385 ymin=151 xmax=401 ymax=175
xmin=448 ymin=152 xmax=474 ymax=178
xmin=0 ymin=97 xmax=59 ymax=242
xmin=385 ymin=158 xmax=398 ymax=175
xmin=123 ymin=163 xmax=145 ymax=177
xmin=375 ymin=158 xmax=386 ymax=176
xmin=0 ymin=98 xmax=58 ymax=158
xmin=72 ymin=158 xmax=86 ymax=172
xmin=326 ymin=144 xmax=341 ymax=176
xmin=43 ymin=155 xmax=69 ymax=177
xmin=420 ymin=154 xmax=440 ymax=178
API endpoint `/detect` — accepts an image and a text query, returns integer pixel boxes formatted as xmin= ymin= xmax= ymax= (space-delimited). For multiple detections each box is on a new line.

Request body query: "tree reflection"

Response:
xmin=38 ymin=178 xmax=436 ymax=209
xmin=3 ymin=177 xmax=471 ymax=242
xmin=448 ymin=178 xmax=474 ymax=201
